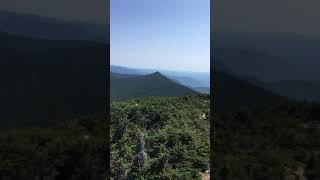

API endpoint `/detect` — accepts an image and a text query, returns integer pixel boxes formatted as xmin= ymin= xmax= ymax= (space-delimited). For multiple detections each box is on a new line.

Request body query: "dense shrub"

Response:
xmin=110 ymin=95 xmax=210 ymax=179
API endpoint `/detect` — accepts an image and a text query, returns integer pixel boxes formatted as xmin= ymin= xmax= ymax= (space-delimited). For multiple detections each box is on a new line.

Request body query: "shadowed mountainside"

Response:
xmin=110 ymin=72 xmax=199 ymax=101
xmin=0 ymin=31 xmax=108 ymax=126
xmin=213 ymin=31 xmax=320 ymax=102
xmin=212 ymin=70 xmax=287 ymax=112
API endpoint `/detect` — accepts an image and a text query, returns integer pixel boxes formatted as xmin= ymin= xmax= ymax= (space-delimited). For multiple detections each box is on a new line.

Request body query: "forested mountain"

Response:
xmin=110 ymin=72 xmax=199 ymax=101
xmin=111 ymin=95 xmax=210 ymax=179
xmin=212 ymin=70 xmax=287 ymax=112
xmin=110 ymin=65 xmax=210 ymax=89
xmin=0 ymin=31 xmax=108 ymax=126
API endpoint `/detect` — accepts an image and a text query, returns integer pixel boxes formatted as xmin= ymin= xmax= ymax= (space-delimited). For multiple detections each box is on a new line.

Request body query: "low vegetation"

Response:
xmin=111 ymin=95 xmax=210 ymax=179
xmin=0 ymin=115 xmax=107 ymax=179
xmin=213 ymin=101 xmax=320 ymax=179
xmin=0 ymin=95 xmax=210 ymax=179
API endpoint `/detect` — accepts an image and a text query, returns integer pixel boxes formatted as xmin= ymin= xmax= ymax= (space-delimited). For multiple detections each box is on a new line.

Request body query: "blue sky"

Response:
xmin=110 ymin=0 xmax=210 ymax=73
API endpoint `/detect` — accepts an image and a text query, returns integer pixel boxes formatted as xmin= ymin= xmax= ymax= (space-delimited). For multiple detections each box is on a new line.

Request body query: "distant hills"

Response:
xmin=193 ymin=87 xmax=210 ymax=94
xmin=110 ymin=65 xmax=289 ymax=111
xmin=0 ymin=11 xmax=108 ymax=42
xmin=214 ymin=31 xmax=320 ymax=81
xmin=110 ymin=65 xmax=146 ymax=75
xmin=110 ymin=72 xmax=199 ymax=101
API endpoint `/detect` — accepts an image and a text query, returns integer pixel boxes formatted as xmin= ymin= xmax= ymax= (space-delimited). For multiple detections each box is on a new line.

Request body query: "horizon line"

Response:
xmin=110 ymin=64 xmax=210 ymax=74
xmin=0 ymin=10 xmax=107 ymax=25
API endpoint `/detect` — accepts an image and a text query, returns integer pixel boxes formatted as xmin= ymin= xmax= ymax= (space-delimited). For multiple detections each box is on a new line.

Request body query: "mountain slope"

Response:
xmin=110 ymin=72 xmax=199 ymax=100
xmin=261 ymin=80 xmax=320 ymax=102
xmin=214 ymin=47 xmax=299 ymax=82
xmin=0 ymin=31 xmax=108 ymax=126
xmin=212 ymin=70 xmax=287 ymax=112
xmin=214 ymin=49 xmax=320 ymax=102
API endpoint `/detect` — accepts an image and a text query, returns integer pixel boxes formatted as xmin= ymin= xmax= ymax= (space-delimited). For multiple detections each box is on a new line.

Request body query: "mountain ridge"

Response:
xmin=110 ymin=72 xmax=199 ymax=101
xmin=110 ymin=64 xmax=210 ymax=89
xmin=0 ymin=11 xmax=108 ymax=42
xmin=213 ymin=70 xmax=287 ymax=112
xmin=0 ymin=30 xmax=108 ymax=126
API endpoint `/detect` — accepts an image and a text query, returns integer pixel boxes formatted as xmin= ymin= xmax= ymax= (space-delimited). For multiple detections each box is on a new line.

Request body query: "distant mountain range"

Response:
xmin=110 ymin=72 xmax=199 ymax=101
xmin=0 ymin=11 xmax=108 ymax=42
xmin=110 ymin=65 xmax=210 ymax=93
xmin=214 ymin=31 xmax=320 ymax=102
xmin=214 ymin=31 xmax=320 ymax=81
xmin=1 ymin=11 xmax=309 ymax=116
xmin=193 ymin=87 xmax=210 ymax=94
xmin=110 ymin=64 xmax=289 ymax=112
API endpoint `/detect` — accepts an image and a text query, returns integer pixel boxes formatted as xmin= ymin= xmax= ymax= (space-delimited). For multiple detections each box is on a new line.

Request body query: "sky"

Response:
xmin=110 ymin=0 xmax=210 ymax=73
xmin=214 ymin=0 xmax=320 ymax=36
xmin=0 ymin=0 xmax=108 ymax=23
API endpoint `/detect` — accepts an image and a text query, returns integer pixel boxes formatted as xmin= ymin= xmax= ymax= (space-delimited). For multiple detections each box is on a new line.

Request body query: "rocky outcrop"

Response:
xmin=133 ymin=132 xmax=147 ymax=168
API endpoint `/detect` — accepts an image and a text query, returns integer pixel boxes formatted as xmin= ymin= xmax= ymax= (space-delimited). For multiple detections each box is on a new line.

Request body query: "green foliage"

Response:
xmin=0 ymin=115 xmax=107 ymax=180
xmin=214 ymin=101 xmax=320 ymax=179
xmin=111 ymin=95 xmax=210 ymax=179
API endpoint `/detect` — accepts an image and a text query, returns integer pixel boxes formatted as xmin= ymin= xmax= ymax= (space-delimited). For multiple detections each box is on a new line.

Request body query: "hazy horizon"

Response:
xmin=111 ymin=63 xmax=210 ymax=74
xmin=214 ymin=0 xmax=320 ymax=36
xmin=0 ymin=0 xmax=108 ymax=24
xmin=111 ymin=0 xmax=210 ymax=73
